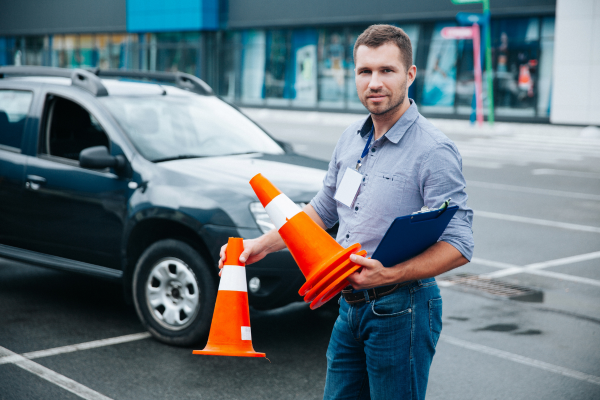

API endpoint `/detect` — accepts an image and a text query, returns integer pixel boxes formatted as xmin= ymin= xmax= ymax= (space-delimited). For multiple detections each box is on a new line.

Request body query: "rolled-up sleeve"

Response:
xmin=420 ymin=142 xmax=474 ymax=261
xmin=310 ymin=146 xmax=340 ymax=229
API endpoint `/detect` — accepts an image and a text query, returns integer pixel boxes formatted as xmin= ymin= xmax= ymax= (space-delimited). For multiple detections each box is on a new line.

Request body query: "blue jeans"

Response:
xmin=323 ymin=278 xmax=442 ymax=400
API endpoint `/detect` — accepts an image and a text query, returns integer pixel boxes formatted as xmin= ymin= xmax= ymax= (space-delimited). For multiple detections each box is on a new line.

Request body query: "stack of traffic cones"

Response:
xmin=193 ymin=237 xmax=265 ymax=358
xmin=249 ymin=173 xmax=366 ymax=309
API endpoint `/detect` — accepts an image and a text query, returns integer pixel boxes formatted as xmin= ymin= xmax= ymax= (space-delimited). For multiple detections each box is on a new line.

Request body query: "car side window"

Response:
xmin=41 ymin=95 xmax=110 ymax=161
xmin=0 ymin=89 xmax=33 ymax=151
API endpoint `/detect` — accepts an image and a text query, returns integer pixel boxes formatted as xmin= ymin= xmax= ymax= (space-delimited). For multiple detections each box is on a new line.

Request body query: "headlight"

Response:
xmin=249 ymin=201 xmax=307 ymax=234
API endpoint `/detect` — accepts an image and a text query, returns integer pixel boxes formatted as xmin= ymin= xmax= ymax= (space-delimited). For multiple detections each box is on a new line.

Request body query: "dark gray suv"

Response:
xmin=0 ymin=66 xmax=330 ymax=346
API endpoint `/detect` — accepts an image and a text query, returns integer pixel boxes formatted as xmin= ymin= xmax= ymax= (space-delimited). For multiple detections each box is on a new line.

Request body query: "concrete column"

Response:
xmin=551 ymin=0 xmax=600 ymax=125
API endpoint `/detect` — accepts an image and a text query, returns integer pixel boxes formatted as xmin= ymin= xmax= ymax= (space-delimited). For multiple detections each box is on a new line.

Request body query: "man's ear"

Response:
xmin=408 ymin=65 xmax=417 ymax=87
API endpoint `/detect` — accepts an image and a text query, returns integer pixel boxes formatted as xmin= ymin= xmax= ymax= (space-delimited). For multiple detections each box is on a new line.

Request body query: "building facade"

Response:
xmin=0 ymin=0 xmax=581 ymax=124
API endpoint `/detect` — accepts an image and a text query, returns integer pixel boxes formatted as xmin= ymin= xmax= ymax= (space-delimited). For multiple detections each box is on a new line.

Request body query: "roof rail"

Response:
xmin=89 ymin=69 xmax=213 ymax=96
xmin=0 ymin=66 xmax=108 ymax=96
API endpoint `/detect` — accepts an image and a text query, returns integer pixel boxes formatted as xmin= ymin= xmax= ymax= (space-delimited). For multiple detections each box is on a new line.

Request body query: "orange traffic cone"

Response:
xmin=249 ymin=173 xmax=366 ymax=309
xmin=193 ymin=238 xmax=265 ymax=358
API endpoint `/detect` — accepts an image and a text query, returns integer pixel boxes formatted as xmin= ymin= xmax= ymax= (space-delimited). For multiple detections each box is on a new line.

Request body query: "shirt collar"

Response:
xmin=357 ymin=99 xmax=420 ymax=144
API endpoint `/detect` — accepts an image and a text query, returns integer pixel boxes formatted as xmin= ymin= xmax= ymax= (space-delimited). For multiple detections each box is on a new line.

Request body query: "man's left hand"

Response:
xmin=346 ymin=254 xmax=394 ymax=290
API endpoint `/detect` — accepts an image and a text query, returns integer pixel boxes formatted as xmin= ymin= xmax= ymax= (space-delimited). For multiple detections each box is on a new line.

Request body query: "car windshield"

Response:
xmin=99 ymin=95 xmax=284 ymax=162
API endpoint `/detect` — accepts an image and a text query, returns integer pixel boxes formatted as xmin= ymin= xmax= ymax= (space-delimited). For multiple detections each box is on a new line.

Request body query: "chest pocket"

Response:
xmin=363 ymin=173 xmax=407 ymax=212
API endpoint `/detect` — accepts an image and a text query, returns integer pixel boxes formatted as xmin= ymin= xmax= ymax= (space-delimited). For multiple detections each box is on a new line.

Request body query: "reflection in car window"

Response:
xmin=100 ymin=95 xmax=284 ymax=161
xmin=0 ymin=90 xmax=33 ymax=150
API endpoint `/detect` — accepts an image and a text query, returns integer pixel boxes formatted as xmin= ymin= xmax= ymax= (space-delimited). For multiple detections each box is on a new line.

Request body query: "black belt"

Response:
xmin=341 ymin=281 xmax=414 ymax=304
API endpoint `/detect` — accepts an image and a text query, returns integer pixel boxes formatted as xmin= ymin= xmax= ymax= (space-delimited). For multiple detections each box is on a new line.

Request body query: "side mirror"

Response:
xmin=79 ymin=146 xmax=126 ymax=170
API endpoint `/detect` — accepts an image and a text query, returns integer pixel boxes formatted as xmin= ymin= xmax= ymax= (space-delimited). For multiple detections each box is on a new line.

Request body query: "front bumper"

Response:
xmin=246 ymin=249 xmax=305 ymax=310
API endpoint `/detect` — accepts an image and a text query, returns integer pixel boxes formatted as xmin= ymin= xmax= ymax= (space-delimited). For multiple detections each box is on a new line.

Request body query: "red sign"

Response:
xmin=441 ymin=27 xmax=473 ymax=39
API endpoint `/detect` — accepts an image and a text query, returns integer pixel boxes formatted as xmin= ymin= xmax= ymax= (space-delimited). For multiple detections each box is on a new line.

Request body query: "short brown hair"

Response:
xmin=353 ymin=24 xmax=413 ymax=71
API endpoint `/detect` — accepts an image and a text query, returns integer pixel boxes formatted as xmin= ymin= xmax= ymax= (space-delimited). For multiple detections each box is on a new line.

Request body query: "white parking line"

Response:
xmin=0 ymin=333 xmax=151 ymax=399
xmin=469 ymin=251 xmax=600 ymax=287
xmin=441 ymin=335 xmax=600 ymax=386
xmin=532 ymin=169 xmax=600 ymax=180
xmin=523 ymin=251 xmax=600 ymax=271
xmin=476 ymin=210 xmax=600 ymax=234
xmin=468 ymin=180 xmax=600 ymax=201
xmin=0 ymin=332 xmax=151 ymax=366
xmin=0 ymin=345 xmax=113 ymax=400
xmin=525 ymin=269 xmax=600 ymax=287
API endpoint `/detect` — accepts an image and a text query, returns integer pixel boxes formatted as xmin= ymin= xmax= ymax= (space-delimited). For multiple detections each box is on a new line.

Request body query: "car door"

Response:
xmin=0 ymin=88 xmax=35 ymax=248
xmin=22 ymin=90 xmax=131 ymax=268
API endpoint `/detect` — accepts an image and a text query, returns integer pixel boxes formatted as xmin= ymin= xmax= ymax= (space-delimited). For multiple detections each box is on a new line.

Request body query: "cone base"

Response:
xmin=304 ymin=250 xmax=367 ymax=310
xmin=193 ymin=348 xmax=266 ymax=358
xmin=310 ymin=279 xmax=348 ymax=310
xmin=299 ymin=244 xmax=363 ymax=296
xmin=304 ymin=249 xmax=367 ymax=304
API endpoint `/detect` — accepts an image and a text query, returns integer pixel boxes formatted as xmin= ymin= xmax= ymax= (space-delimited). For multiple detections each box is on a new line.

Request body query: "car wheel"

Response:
xmin=132 ymin=239 xmax=216 ymax=346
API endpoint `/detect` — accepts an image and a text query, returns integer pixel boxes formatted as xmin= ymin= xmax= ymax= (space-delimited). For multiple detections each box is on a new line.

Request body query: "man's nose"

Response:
xmin=368 ymin=72 xmax=383 ymax=90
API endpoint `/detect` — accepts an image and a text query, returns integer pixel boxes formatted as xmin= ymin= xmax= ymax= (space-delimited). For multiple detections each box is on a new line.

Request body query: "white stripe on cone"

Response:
xmin=264 ymin=194 xmax=302 ymax=230
xmin=241 ymin=326 xmax=252 ymax=340
xmin=219 ymin=265 xmax=248 ymax=292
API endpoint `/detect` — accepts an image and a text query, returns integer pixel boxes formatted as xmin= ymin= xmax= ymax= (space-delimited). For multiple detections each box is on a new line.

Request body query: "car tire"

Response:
xmin=132 ymin=239 xmax=216 ymax=346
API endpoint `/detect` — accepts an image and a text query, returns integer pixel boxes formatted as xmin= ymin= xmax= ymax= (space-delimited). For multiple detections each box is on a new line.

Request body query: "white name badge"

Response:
xmin=334 ymin=167 xmax=363 ymax=208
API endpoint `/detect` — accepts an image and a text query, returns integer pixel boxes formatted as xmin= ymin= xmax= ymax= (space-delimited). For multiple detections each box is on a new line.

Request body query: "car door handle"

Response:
xmin=25 ymin=175 xmax=47 ymax=190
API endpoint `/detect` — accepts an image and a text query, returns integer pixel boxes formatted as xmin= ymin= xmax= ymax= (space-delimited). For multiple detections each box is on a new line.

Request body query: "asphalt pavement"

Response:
xmin=1 ymin=108 xmax=599 ymax=399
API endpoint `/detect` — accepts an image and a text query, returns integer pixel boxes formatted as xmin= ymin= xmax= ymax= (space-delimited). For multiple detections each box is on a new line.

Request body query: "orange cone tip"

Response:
xmin=249 ymin=174 xmax=366 ymax=309
xmin=193 ymin=237 xmax=265 ymax=358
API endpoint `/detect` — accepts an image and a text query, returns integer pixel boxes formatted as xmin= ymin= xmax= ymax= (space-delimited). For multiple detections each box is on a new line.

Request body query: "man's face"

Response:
xmin=355 ymin=42 xmax=413 ymax=116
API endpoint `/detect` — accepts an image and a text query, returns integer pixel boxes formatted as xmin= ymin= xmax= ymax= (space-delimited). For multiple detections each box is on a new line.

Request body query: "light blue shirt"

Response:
xmin=310 ymin=100 xmax=474 ymax=261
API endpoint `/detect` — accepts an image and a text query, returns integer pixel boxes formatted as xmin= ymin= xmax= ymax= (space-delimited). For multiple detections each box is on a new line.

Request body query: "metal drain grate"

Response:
xmin=438 ymin=273 xmax=543 ymax=302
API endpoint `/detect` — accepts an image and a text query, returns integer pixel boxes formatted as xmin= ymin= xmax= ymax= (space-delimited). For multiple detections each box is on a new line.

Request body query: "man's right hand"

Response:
xmin=217 ymin=205 xmax=321 ymax=276
xmin=218 ymin=238 xmax=271 ymax=276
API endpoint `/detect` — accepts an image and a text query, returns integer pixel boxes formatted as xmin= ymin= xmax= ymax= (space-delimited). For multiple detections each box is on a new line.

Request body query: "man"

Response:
xmin=219 ymin=25 xmax=473 ymax=400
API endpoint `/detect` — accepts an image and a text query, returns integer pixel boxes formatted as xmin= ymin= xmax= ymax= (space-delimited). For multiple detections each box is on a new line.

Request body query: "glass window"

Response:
xmin=264 ymin=30 xmax=291 ymax=106
xmin=96 ymin=34 xmax=112 ymax=69
xmin=42 ymin=97 xmax=109 ymax=161
xmin=400 ymin=25 xmax=420 ymax=66
xmin=0 ymin=90 xmax=33 ymax=150
xmin=492 ymin=18 xmax=540 ymax=117
xmin=53 ymin=35 xmax=77 ymax=68
xmin=537 ymin=17 xmax=555 ymax=117
xmin=99 ymin=95 xmax=283 ymax=162
xmin=0 ymin=37 xmax=15 ymax=66
xmin=421 ymin=22 xmax=459 ymax=113
xmin=240 ymin=30 xmax=266 ymax=104
xmin=345 ymin=27 xmax=368 ymax=110
xmin=291 ymin=29 xmax=318 ymax=107
xmin=393 ymin=24 xmax=420 ymax=100
xmin=217 ymin=31 xmax=240 ymax=101
xmin=24 ymin=36 xmax=44 ymax=66
xmin=154 ymin=32 xmax=198 ymax=75
xmin=318 ymin=29 xmax=345 ymax=108
xmin=109 ymin=34 xmax=129 ymax=69
xmin=455 ymin=37 xmax=478 ymax=116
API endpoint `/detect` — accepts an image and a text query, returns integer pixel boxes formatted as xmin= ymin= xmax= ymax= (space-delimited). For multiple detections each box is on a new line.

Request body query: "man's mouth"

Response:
xmin=367 ymin=94 xmax=386 ymax=103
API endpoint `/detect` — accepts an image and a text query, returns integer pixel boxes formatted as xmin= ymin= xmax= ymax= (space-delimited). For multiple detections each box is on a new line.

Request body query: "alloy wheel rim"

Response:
xmin=145 ymin=257 xmax=200 ymax=331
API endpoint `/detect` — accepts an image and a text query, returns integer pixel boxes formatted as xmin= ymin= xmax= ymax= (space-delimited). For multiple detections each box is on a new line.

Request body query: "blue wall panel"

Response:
xmin=127 ymin=0 xmax=218 ymax=32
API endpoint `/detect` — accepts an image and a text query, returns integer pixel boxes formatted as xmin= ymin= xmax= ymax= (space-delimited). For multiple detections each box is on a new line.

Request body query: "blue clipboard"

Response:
xmin=372 ymin=205 xmax=459 ymax=268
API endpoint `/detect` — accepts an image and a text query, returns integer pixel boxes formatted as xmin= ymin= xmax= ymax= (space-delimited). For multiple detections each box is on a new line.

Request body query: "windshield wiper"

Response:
xmin=153 ymin=154 xmax=208 ymax=163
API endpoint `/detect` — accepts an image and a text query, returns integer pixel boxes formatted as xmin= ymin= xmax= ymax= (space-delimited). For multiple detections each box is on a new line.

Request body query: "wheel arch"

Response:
xmin=122 ymin=216 xmax=217 ymax=303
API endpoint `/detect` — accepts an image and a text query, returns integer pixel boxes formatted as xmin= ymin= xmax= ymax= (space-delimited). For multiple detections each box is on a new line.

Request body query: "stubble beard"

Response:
xmin=361 ymin=77 xmax=408 ymax=117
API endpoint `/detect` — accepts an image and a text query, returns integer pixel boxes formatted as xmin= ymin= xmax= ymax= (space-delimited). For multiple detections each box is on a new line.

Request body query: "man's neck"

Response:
xmin=371 ymin=98 xmax=411 ymax=140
